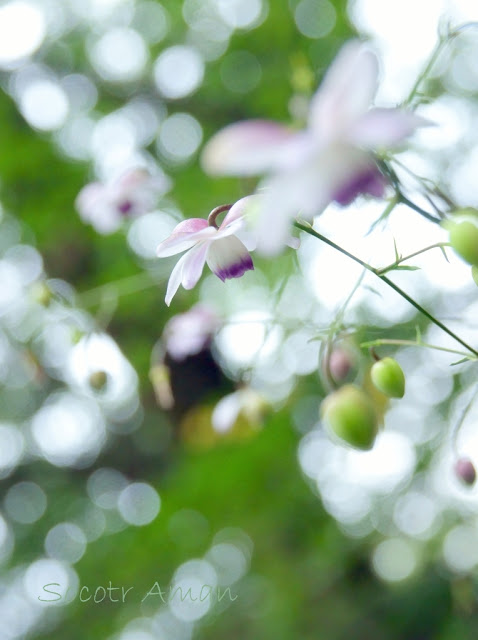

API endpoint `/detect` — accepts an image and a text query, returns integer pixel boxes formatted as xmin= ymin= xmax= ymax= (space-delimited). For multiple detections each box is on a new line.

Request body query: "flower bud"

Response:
xmin=370 ymin=357 xmax=405 ymax=399
xmin=454 ymin=458 xmax=476 ymax=486
xmin=88 ymin=370 xmax=108 ymax=391
xmin=472 ymin=265 xmax=478 ymax=287
xmin=447 ymin=210 xmax=478 ymax=266
xmin=321 ymin=384 xmax=378 ymax=450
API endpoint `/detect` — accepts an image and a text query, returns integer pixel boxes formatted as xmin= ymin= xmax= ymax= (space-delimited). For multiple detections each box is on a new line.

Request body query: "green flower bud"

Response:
xmin=447 ymin=212 xmax=478 ymax=266
xmin=370 ymin=357 xmax=405 ymax=398
xmin=88 ymin=370 xmax=108 ymax=391
xmin=321 ymin=384 xmax=378 ymax=450
xmin=472 ymin=265 xmax=478 ymax=287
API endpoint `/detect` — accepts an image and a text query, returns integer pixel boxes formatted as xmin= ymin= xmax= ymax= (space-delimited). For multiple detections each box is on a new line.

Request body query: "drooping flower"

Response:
xmin=156 ymin=197 xmax=255 ymax=306
xmin=75 ymin=167 xmax=169 ymax=234
xmin=202 ymin=40 xmax=429 ymax=254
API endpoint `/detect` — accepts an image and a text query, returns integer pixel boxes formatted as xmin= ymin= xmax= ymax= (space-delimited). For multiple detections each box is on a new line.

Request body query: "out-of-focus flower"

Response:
xmin=75 ymin=167 xmax=169 ymax=234
xmin=156 ymin=197 xmax=255 ymax=306
xmin=162 ymin=304 xmax=220 ymax=362
xmin=212 ymin=387 xmax=269 ymax=434
xmin=202 ymin=40 xmax=429 ymax=254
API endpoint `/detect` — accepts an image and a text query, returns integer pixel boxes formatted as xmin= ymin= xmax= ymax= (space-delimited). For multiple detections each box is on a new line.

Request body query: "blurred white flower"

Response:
xmin=202 ymin=40 xmax=429 ymax=254
xmin=75 ymin=168 xmax=169 ymax=234
xmin=212 ymin=388 xmax=268 ymax=433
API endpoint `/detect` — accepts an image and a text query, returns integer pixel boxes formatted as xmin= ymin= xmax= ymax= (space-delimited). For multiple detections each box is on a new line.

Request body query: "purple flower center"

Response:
xmin=333 ymin=166 xmax=387 ymax=206
xmin=118 ymin=200 xmax=134 ymax=216
xmin=216 ymin=256 xmax=254 ymax=282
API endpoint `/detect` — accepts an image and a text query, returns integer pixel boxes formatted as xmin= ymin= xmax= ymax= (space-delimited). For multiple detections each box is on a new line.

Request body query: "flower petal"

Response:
xmin=157 ymin=218 xmax=215 ymax=257
xmin=212 ymin=391 xmax=243 ymax=433
xmin=181 ymin=242 xmax=209 ymax=289
xmin=348 ymin=108 xmax=432 ymax=148
xmin=201 ymin=120 xmax=295 ymax=176
xmin=165 ymin=252 xmax=189 ymax=306
xmin=164 ymin=243 xmax=209 ymax=306
xmin=220 ymin=195 xmax=260 ymax=228
xmin=206 ymin=236 xmax=253 ymax=281
xmin=309 ymin=41 xmax=379 ymax=140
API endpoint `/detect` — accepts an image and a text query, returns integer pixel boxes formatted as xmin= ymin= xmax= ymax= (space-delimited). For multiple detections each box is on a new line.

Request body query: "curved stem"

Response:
xmin=377 ymin=242 xmax=450 ymax=275
xmin=294 ymin=221 xmax=478 ymax=358
xmin=360 ymin=338 xmax=477 ymax=361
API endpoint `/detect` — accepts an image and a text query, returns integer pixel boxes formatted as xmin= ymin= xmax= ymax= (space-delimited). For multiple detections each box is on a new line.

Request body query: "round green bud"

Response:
xmin=448 ymin=220 xmax=478 ymax=266
xmin=321 ymin=384 xmax=378 ymax=450
xmin=88 ymin=370 xmax=108 ymax=391
xmin=472 ymin=265 xmax=478 ymax=287
xmin=370 ymin=357 xmax=405 ymax=398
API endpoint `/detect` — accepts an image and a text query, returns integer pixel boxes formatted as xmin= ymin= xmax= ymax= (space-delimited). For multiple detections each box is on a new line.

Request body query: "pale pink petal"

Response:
xmin=220 ymin=195 xmax=261 ymax=228
xmin=181 ymin=242 xmax=210 ymax=289
xmin=212 ymin=392 xmax=243 ymax=433
xmin=348 ymin=108 xmax=432 ymax=148
xmin=164 ymin=243 xmax=209 ymax=306
xmin=206 ymin=236 xmax=253 ymax=281
xmin=287 ymin=236 xmax=301 ymax=250
xmin=309 ymin=41 xmax=379 ymax=140
xmin=201 ymin=120 xmax=295 ymax=176
xmin=156 ymin=219 xmax=215 ymax=257
xmin=165 ymin=252 xmax=189 ymax=306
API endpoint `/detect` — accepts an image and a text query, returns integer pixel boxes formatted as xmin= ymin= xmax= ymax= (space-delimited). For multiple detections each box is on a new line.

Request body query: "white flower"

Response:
xmin=202 ymin=40 xmax=429 ymax=255
xmin=156 ymin=197 xmax=255 ymax=306
xmin=75 ymin=167 xmax=169 ymax=234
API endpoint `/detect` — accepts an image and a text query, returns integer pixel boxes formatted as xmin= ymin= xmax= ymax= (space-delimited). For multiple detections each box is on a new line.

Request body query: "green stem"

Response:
xmin=377 ymin=242 xmax=450 ymax=275
xmin=77 ymin=271 xmax=160 ymax=308
xmin=397 ymin=193 xmax=441 ymax=224
xmin=404 ymin=35 xmax=447 ymax=106
xmin=293 ymin=221 xmax=478 ymax=358
xmin=360 ymin=338 xmax=476 ymax=361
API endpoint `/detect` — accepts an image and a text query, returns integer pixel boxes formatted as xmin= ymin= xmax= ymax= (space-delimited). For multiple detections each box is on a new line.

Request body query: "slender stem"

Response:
xmin=397 ymin=193 xmax=442 ymax=223
xmin=377 ymin=242 xmax=450 ymax=275
xmin=294 ymin=221 xmax=478 ymax=357
xmin=404 ymin=36 xmax=447 ymax=106
xmin=77 ymin=271 xmax=160 ymax=308
xmin=451 ymin=387 xmax=478 ymax=454
xmin=360 ymin=338 xmax=476 ymax=361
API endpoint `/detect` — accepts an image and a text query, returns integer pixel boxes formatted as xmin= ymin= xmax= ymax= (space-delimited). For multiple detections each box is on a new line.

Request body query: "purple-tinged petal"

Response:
xmin=348 ymin=108 xmax=432 ymax=148
xmin=332 ymin=164 xmax=387 ymax=205
xmin=206 ymin=236 xmax=253 ymax=282
xmin=201 ymin=120 xmax=295 ymax=176
xmin=309 ymin=41 xmax=379 ymax=140
xmin=157 ymin=219 xmax=215 ymax=257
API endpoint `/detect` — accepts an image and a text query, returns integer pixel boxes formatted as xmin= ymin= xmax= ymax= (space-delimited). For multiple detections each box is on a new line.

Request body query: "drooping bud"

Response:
xmin=88 ymin=370 xmax=108 ymax=391
xmin=454 ymin=458 xmax=476 ymax=487
xmin=370 ymin=357 xmax=405 ymax=399
xmin=472 ymin=265 xmax=478 ymax=287
xmin=446 ymin=209 xmax=478 ymax=267
xmin=321 ymin=384 xmax=378 ymax=450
